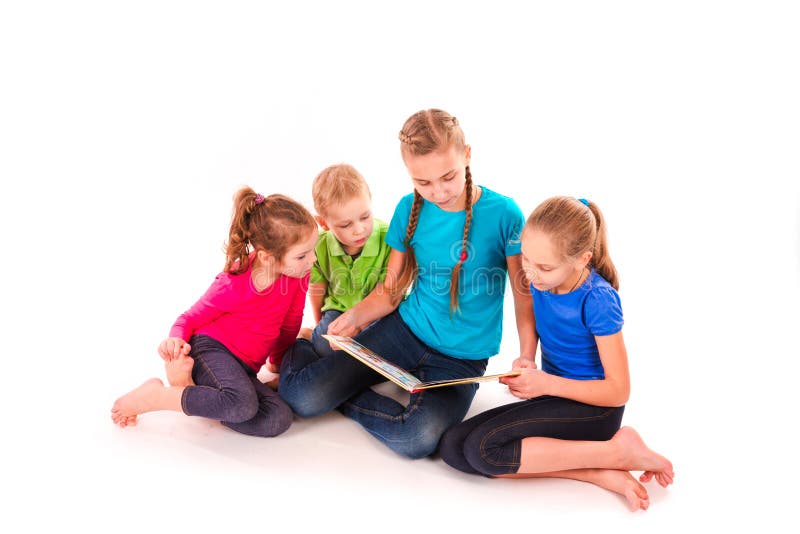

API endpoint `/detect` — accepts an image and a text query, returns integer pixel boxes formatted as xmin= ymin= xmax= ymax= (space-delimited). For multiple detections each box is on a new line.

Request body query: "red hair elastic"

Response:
xmin=459 ymin=251 xmax=468 ymax=262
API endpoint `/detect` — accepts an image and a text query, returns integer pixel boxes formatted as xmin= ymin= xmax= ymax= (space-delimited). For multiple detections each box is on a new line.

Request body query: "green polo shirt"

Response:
xmin=310 ymin=219 xmax=391 ymax=313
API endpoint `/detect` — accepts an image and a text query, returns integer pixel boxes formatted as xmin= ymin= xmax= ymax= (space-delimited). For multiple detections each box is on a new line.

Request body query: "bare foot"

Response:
xmin=612 ymin=427 xmax=674 ymax=486
xmin=111 ymin=378 xmax=165 ymax=426
xmin=592 ymin=469 xmax=651 ymax=511
xmin=165 ymin=354 xmax=194 ymax=387
xmin=110 ymin=412 xmax=137 ymax=428
xmin=297 ymin=327 xmax=313 ymax=340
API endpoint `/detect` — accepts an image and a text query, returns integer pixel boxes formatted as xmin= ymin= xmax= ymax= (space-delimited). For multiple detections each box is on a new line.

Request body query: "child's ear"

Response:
xmin=315 ymin=215 xmax=329 ymax=231
xmin=257 ymin=249 xmax=276 ymax=265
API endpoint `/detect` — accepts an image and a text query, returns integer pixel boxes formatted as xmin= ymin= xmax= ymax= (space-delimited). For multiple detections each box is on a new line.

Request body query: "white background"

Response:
xmin=1 ymin=1 xmax=798 ymax=532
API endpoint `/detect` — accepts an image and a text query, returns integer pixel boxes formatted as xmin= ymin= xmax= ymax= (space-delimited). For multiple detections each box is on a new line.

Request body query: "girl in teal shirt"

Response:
xmin=279 ymin=109 xmax=536 ymax=458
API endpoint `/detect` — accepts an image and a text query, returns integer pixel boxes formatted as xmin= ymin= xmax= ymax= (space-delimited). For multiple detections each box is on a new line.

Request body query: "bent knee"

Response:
xmin=438 ymin=428 xmax=472 ymax=472
xmin=221 ymin=389 xmax=259 ymax=423
xmin=462 ymin=432 xmax=519 ymax=476
xmin=388 ymin=428 xmax=443 ymax=459
xmin=257 ymin=403 xmax=294 ymax=437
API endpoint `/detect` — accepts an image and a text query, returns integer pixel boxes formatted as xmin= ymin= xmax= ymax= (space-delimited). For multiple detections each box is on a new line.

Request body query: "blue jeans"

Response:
xmin=181 ymin=335 xmax=293 ymax=437
xmin=309 ymin=309 xmax=343 ymax=357
xmin=279 ymin=311 xmax=488 ymax=459
xmin=438 ymin=395 xmax=625 ymax=476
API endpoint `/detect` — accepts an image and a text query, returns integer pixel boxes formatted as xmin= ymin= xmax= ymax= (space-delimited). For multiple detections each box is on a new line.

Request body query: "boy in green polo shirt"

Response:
xmin=305 ymin=163 xmax=391 ymax=356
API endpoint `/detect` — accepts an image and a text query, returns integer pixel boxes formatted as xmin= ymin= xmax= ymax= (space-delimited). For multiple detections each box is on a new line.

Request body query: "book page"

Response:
xmin=323 ymin=335 xmax=422 ymax=391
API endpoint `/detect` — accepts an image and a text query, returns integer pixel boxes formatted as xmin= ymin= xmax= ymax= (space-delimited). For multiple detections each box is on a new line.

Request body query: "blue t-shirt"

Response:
xmin=386 ymin=186 xmax=524 ymax=359
xmin=532 ymin=269 xmax=623 ymax=380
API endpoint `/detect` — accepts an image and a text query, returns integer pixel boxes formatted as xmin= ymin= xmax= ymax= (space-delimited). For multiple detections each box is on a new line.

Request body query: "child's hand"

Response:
xmin=327 ymin=309 xmax=362 ymax=338
xmin=500 ymin=365 xmax=550 ymax=400
xmin=265 ymin=361 xmax=280 ymax=374
xmin=159 ymin=337 xmax=191 ymax=361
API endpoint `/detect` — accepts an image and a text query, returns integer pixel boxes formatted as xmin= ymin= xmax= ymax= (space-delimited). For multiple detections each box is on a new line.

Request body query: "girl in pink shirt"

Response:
xmin=111 ymin=187 xmax=318 ymax=437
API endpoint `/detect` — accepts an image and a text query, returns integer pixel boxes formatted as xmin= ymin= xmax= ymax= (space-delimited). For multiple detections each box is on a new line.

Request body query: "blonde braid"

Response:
xmin=392 ymin=191 xmax=424 ymax=304
xmin=449 ymin=167 xmax=473 ymax=313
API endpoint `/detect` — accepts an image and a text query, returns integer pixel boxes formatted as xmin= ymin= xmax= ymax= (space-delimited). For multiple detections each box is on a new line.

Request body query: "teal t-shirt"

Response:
xmin=311 ymin=219 xmax=391 ymax=312
xmin=386 ymin=187 xmax=524 ymax=359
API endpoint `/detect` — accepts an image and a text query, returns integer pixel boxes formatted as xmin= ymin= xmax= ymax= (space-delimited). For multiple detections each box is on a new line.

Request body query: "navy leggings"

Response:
xmin=439 ymin=395 xmax=624 ymax=476
xmin=181 ymin=335 xmax=293 ymax=437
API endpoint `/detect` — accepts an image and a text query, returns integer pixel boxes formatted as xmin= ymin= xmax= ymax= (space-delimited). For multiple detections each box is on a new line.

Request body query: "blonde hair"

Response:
xmin=395 ymin=109 xmax=473 ymax=313
xmin=312 ymin=163 xmax=371 ymax=216
xmin=525 ymin=196 xmax=619 ymax=290
xmin=224 ymin=187 xmax=317 ymax=274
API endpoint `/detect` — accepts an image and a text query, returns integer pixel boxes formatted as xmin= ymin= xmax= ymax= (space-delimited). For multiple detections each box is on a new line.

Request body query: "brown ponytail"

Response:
xmin=585 ymin=201 xmax=619 ymax=290
xmin=224 ymin=187 xmax=317 ymax=275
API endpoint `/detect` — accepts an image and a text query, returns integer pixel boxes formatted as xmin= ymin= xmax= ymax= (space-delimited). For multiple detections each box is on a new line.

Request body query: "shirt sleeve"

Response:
xmin=583 ymin=286 xmax=624 ymax=337
xmin=375 ymin=220 xmax=391 ymax=283
xmin=502 ymin=197 xmax=525 ymax=257
xmin=268 ymin=275 xmax=310 ymax=366
xmin=385 ymin=195 xmax=413 ymax=252
xmin=169 ymin=273 xmax=235 ymax=341
xmin=310 ymin=231 xmax=328 ymax=284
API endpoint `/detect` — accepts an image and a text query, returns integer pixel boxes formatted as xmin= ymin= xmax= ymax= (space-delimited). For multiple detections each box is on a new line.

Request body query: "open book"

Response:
xmin=323 ymin=334 xmax=520 ymax=393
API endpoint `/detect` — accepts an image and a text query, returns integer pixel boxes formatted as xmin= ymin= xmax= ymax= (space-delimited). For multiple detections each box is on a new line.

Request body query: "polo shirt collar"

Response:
xmin=325 ymin=222 xmax=382 ymax=257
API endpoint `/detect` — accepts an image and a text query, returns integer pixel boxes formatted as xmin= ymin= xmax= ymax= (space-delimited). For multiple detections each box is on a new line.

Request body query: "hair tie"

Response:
xmin=254 ymin=194 xmax=265 ymax=205
xmin=459 ymin=251 xmax=468 ymax=262
xmin=577 ymin=198 xmax=589 ymax=207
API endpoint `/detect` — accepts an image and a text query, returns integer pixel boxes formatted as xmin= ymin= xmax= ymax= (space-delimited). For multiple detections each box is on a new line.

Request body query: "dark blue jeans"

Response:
xmin=181 ymin=335 xmax=293 ymax=437
xmin=309 ymin=309 xmax=343 ymax=357
xmin=439 ymin=395 xmax=624 ymax=476
xmin=279 ymin=311 xmax=488 ymax=459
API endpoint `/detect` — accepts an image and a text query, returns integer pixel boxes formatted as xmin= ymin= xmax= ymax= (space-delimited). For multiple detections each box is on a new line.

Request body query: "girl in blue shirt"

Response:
xmin=279 ymin=109 xmax=536 ymax=458
xmin=439 ymin=196 xmax=675 ymax=511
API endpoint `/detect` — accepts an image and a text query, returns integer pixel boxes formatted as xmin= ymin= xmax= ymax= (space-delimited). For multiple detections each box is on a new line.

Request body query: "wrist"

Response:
xmin=544 ymin=373 xmax=559 ymax=397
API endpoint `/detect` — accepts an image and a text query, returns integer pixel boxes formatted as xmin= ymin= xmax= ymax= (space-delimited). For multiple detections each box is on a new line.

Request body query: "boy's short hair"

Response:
xmin=312 ymin=164 xmax=371 ymax=216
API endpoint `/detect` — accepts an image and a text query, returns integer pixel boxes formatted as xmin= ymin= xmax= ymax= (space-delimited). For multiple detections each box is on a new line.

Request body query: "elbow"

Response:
xmin=612 ymin=384 xmax=630 ymax=407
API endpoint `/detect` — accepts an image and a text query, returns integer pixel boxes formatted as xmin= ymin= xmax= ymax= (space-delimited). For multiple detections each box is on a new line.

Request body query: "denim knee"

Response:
xmin=219 ymin=386 xmax=260 ymax=423
xmin=438 ymin=426 xmax=480 ymax=474
xmin=252 ymin=401 xmax=293 ymax=438
xmin=278 ymin=339 xmax=350 ymax=418
xmin=386 ymin=431 xmax=441 ymax=459
xmin=380 ymin=419 xmax=445 ymax=459
xmin=462 ymin=429 xmax=519 ymax=476
xmin=281 ymin=385 xmax=334 ymax=419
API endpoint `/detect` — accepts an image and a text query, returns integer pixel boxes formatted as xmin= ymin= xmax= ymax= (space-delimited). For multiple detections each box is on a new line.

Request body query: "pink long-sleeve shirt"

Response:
xmin=169 ymin=265 xmax=309 ymax=371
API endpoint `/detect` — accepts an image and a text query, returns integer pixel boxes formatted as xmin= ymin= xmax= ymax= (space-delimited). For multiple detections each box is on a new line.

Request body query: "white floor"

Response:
xmin=2 ymin=2 xmax=798 ymax=532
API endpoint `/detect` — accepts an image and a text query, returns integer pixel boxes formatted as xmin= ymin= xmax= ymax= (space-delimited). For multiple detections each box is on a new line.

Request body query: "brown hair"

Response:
xmin=311 ymin=163 xmax=371 ymax=216
xmin=224 ymin=187 xmax=317 ymax=275
xmin=525 ymin=196 xmax=619 ymax=290
xmin=395 ymin=109 xmax=473 ymax=313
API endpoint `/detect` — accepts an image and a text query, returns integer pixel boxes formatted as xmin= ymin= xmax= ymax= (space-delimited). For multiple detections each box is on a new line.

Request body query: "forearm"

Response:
xmin=308 ymin=283 xmax=327 ymax=324
xmin=508 ymin=254 xmax=538 ymax=358
xmin=349 ymin=282 xmax=398 ymax=329
xmin=545 ymin=374 xmax=629 ymax=407
xmin=514 ymin=299 xmax=538 ymax=358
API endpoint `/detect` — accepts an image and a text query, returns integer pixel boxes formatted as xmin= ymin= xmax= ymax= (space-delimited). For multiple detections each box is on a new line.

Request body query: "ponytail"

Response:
xmin=585 ymin=201 xmax=619 ymax=290
xmin=225 ymin=187 xmax=262 ymax=274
